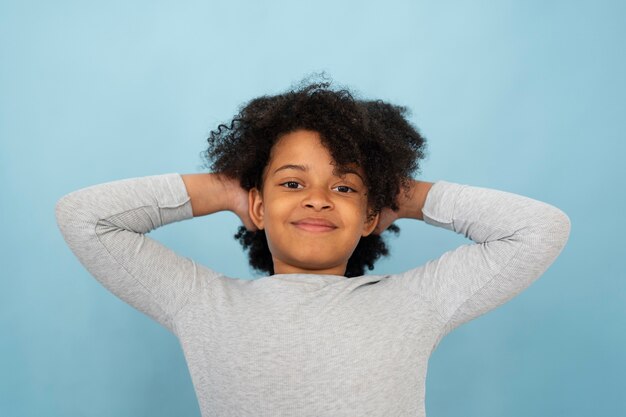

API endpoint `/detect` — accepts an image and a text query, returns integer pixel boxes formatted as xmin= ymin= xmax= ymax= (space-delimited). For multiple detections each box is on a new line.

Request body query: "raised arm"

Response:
xmin=394 ymin=179 xmax=571 ymax=347
xmin=55 ymin=172 xmax=240 ymax=334
xmin=181 ymin=173 xmax=256 ymax=230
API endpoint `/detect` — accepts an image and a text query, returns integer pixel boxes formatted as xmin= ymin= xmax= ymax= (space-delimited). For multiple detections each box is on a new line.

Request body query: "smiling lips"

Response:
xmin=292 ymin=218 xmax=338 ymax=232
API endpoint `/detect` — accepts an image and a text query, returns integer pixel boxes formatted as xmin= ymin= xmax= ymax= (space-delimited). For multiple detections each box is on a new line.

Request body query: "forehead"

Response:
xmin=266 ymin=129 xmax=364 ymax=177
xmin=270 ymin=130 xmax=327 ymax=160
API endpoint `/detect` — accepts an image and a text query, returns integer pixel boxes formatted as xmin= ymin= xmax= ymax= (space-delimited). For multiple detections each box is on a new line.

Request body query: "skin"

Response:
xmin=248 ymin=129 xmax=380 ymax=276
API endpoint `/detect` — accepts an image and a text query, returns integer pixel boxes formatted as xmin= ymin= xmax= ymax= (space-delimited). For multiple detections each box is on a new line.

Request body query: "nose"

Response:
xmin=302 ymin=187 xmax=334 ymax=211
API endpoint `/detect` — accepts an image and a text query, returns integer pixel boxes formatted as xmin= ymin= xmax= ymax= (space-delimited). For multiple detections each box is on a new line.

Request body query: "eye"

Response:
xmin=280 ymin=181 xmax=303 ymax=189
xmin=333 ymin=185 xmax=356 ymax=193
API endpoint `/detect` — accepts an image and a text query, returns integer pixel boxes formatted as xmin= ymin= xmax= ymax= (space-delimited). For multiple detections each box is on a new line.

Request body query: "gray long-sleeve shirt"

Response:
xmin=55 ymin=173 xmax=571 ymax=417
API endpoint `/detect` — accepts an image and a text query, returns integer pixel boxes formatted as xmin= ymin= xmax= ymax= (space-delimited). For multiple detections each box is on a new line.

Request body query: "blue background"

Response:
xmin=2 ymin=0 xmax=624 ymax=416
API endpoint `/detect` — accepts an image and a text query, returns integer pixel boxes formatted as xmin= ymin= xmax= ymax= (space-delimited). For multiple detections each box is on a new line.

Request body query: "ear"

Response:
xmin=248 ymin=187 xmax=265 ymax=230
xmin=361 ymin=210 xmax=380 ymax=237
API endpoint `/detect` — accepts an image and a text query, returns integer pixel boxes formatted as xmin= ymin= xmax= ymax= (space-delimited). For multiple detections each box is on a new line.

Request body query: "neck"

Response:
xmin=272 ymin=259 xmax=347 ymax=277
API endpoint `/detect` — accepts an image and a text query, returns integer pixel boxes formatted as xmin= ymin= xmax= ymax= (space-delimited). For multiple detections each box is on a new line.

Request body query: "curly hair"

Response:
xmin=201 ymin=74 xmax=428 ymax=277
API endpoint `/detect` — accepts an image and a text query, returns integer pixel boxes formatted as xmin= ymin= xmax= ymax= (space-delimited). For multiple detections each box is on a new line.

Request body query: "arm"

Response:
xmin=395 ymin=179 xmax=571 ymax=346
xmin=55 ymin=172 xmax=235 ymax=334
xmin=181 ymin=173 xmax=256 ymax=230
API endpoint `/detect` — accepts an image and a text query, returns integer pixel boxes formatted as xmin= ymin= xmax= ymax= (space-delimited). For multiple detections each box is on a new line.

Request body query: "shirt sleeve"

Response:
xmin=55 ymin=173 xmax=216 ymax=335
xmin=398 ymin=180 xmax=571 ymax=348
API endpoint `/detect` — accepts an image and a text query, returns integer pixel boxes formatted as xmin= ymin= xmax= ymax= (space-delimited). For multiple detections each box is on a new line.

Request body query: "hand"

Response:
xmin=218 ymin=175 xmax=258 ymax=231
xmin=372 ymin=206 xmax=400 ymax=235
xmin=371 ymin=179 xmax=433 ymax=234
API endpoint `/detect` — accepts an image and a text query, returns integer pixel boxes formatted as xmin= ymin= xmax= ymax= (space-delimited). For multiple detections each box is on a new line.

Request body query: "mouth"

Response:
xmin=291 ymin=218 xmax=338 ymax=233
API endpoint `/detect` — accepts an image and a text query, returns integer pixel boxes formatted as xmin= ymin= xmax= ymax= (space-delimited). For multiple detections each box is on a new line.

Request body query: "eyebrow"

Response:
xmin=272 ymin=164 xmax=308 ymax=175
xmin=271 ymin=164 xmax=364 ymax=182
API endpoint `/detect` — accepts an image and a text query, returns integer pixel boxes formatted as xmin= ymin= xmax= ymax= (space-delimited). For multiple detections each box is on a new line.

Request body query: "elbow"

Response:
xmin=551 ymin=207 xmax=571 ymax=241
xmin=55 ymin=194 xmax=72 ymax=225
xmin=55 ymin=195 xmax=73 ymax=233
xmin=540 ymin=206 xmax=572 ymax=253
xmin=55 ymin=193 xmax=84 ymax=232
xmin=513 ymin=206 xmax=572 ymax=271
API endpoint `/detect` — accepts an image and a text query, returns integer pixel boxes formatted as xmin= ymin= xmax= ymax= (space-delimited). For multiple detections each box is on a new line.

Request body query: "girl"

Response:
xmin=55 ymin=78 xmax=571 ymax=417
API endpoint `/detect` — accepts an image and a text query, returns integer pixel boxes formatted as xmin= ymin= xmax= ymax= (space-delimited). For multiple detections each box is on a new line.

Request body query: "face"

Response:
xmin=248 ymin=129 xmax=379 ymax=276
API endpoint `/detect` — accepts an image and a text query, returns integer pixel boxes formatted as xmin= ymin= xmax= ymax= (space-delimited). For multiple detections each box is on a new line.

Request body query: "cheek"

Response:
xmin=344 ymin=205 xmax=369 ymax=232
xmin=352 ymin=199 xmax=370 ymax=219
xmin=263 ymin=199 xmax=292 ymax=228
